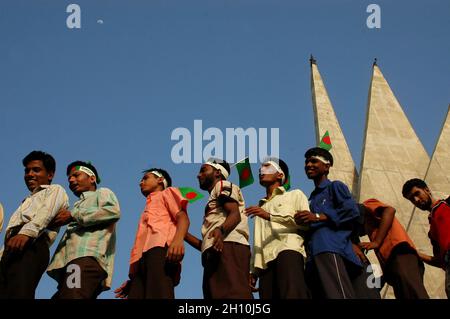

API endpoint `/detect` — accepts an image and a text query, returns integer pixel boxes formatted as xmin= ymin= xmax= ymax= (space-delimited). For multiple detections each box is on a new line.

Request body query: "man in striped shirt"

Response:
xmin=47 ymin=161 xmax=121 ymax=299
xmin=0 ymin=151 xmax=69 ymax=299
xmin=185 ymin=158 xmax=252 ymax=299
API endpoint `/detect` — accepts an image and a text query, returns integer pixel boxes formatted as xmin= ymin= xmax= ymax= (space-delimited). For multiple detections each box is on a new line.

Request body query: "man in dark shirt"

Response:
xmin=295 ymin=147 xmax=362 ymax=299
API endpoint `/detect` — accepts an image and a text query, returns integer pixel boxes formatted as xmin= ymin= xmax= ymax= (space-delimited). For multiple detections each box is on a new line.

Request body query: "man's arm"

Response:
xmin=418 ymin=251 xmax=442 ymax=268
xmin=208 ymin=199 xmax=241 ymax=252
xmin=5 ymin=185 xmax=69 ymax=251
xmin=7 ymin=186 xmax=68 ymax=252
xmin=185 ymin=232 xmax=202 ymax=251
xmin=167 ymin=210 xmax=190 ymax=263
xmin=17 ymin=185 xmax=69 ymax=238
xmin=248 ymin=190 xmax=311 ymax=229
xmin=71 ymin=189 xmax=120 ymax=227
xmin=360 ymin=206 xmax=395 ymax=251
xmin=320 ymin=181 xmax=359 ymax=228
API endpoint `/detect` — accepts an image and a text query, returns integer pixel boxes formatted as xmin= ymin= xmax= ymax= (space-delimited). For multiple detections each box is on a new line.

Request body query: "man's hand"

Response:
xmin=249 ymin=273 xmax=259 ymax=293
xmin=245 ymin=206 xmax=270 ymax=221
xmin=167 ymin=239 xmax=185 ymax=263
xmin=294 ymin=210 xmax=317 ymax=225
xmin=114 ymin=280 xmax=131 ymax=299
xmin=6 ymin=234 xmax=32 ymax=253
xmin=208 ymin=227 xmax=224 ymax=252
xmin=359 ymin=241 xmax=380 ymax=252
xmin=352 ymin=243 xmax=368 ymax=263
xmin=48 ymin=209 xmax=73 ymax=229
xmin=418 ymin=252 xmax=442 ymax=267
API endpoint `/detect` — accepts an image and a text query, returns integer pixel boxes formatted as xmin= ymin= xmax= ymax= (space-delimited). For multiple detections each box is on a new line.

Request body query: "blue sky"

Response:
xmin=0 ymin=0 xmax=449 ymax=299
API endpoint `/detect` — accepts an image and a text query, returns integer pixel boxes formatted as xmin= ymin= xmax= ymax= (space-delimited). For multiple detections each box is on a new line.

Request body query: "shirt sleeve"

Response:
xmin=270 ymin=190 xmax=310 ymax=229
xmin=320 ymin=181 xmax=360 ymax=228
xmin=163 ymin=187 xmax=188 ymax=220
xmin=71 ymin=188 xmax=121 ymax=227
xmin=363 ymin=198 xmax=390 ymax=219
xmin=214 ymin=181 xmax=242 ymax=205
xmin=19 ymin=185 xmax=69 ymax=238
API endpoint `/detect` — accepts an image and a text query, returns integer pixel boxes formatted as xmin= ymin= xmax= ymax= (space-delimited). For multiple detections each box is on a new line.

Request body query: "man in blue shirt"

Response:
xmin=295 ymin=147 xmax=362 ymax=299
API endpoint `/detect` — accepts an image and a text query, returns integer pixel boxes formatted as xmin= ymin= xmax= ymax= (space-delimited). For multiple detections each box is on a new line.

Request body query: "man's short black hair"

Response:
xmin=264 ymin=157 xmax=289 ymax=184
xmin=304 ymin=147 xmax=334 ymax=166
xmin=207 ymin=158 xmax=231 ymax=179
xmin=143 ymin=168 xmax=172 ymax=187
xmin=23 ymin=150 xmax=56 ymax=173
xmin=402 ymin=178 xmax=428 ymax=198
xmin=66 ymin=160 xmax=101 ymax=184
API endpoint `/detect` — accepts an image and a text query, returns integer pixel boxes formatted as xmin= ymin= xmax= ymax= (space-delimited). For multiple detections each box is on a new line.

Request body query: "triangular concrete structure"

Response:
xmin=310 ymin=56 xmax=359 ymax=194
xmin=358 ymin=62 xmax=445 ymax=298
xmin=405 ymin=105 xmax=450 ymax=298
xmin=359 ymin=62 xmax=430 ymax=225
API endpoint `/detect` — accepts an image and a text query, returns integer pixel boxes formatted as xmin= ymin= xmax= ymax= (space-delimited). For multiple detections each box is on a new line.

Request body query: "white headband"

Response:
xmin=311 ymin=155 xmax=331 ymax=165
xmin=264 ymin=160 xmax=286 ymax=184
xmin=150 ymin=171 xmax=168 ymax=189
xmin=72 ymin=166 xmax=97 ymax=183
xmin=205 ymin=161 xmax=229 ymax=180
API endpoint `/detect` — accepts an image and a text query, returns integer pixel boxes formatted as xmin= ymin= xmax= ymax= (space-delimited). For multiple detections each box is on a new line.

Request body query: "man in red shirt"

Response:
xmin=402 ymin=178 xmax=450 ymax=299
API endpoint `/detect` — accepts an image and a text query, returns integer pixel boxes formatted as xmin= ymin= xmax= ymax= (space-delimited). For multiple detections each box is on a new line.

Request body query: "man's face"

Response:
xmin=24 ymin=160 xmax=54 ymax=192
xmin=259 ymin=163 xmax=282 ymax=186
xmin=139 ymin=172 xmax=161 ymax=197
xmin=406 ymin=186 xmax=432 ymax=211
xmin=304 ymin=156 xmax=329 ymax=180
xmin=197 ymin=164 xmax=216 ymax=190
xmin=68 ymin=169 xmax=95 ymax=196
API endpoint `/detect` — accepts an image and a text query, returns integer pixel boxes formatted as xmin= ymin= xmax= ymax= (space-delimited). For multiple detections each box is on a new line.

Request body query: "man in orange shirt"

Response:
xmin=114 ymin=168 xmax=190 ymax=299
xmin=358 ymin=198 xmax=429 ymax=299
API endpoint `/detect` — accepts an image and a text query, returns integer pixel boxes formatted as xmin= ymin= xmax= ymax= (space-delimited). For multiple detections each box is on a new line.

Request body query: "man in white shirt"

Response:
xmin=246 ymin=158 xmax=310 ymax=299
xmin=0 ymin=151 xmax=69 ymax=299
xmin=185 ymin=158 xmax=252 ymax=299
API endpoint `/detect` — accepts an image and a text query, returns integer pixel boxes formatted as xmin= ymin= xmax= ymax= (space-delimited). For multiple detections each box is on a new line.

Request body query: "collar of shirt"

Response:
xmin=309 ymin=179 xmax=331 ymax=199
xmin=259 ymin=186 xmax=286 ymax=205
xmin=431 ymin=199 xmax=449 ymax=216
xmin=79 ymin=190 xmax=98 ymax=200
xmin=147 ymin=190 xmax=163 ymax=198
xmin=30 ymin=184 xmax=50 ymax=196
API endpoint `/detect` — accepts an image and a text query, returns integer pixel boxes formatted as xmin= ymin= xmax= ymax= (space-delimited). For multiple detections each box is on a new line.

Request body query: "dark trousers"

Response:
xmin=128 ymin=246 xmax=179 ymax=299
xmin=445 ymin=250 xmax=450 ymax=299
xmin=202 ymin=242 xmax=252 ymax=299
xmin=51 ymin=257 xmax=107 ymax=299
xmin=0 ymin=234 xmax=49 ymax=299
xmin=259 ymin=250 xmax=309 ymax=299
xmin=306 ymin=252 xmax=360 ymax=299
xmin=351 ymin=260 xmax=381 ymax=299
xmin=384 ymin=244 xmax=429 ymax=299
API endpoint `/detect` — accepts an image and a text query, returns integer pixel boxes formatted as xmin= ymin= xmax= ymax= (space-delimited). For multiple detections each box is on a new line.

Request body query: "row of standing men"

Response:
xmin=0 ymin=148 xmax=449 ymax=299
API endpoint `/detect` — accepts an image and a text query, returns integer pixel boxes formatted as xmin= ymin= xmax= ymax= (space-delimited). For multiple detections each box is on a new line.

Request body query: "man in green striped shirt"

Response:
xmin=47 ymin=161 xmax=121 ymax=299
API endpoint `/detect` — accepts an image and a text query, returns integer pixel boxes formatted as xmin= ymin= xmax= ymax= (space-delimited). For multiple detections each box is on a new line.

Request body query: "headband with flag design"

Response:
xmin=71 ymin=165 xmax=100 ymax=183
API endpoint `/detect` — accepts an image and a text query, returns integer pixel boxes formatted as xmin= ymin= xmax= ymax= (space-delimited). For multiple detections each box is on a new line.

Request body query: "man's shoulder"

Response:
xmin=329 ymin=180 xmax=347 ymax=188
xmin=435 ymin=198 xmax=450 ymax=212
xmin=285 ymin=188 xmax=307 ymax=198
xmin=43 ymin=184 xmax=67 ymax=194
xmin=213 ymin=180 xmax=240 ymax=193
xmin=97 ymin=187 xmax=116 ymax=196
